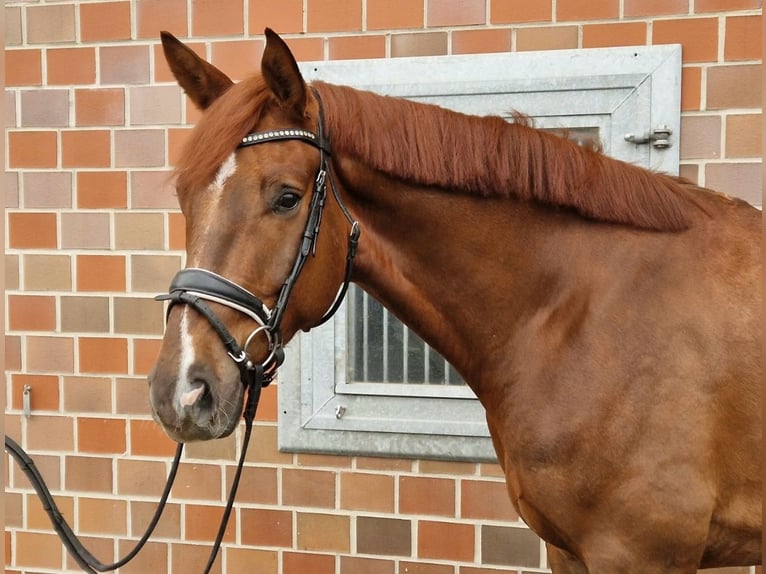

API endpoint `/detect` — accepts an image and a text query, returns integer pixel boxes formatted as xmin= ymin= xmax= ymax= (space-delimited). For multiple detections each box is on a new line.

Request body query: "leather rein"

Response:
xmin=6 ymin=92 xmax=360 ymax=573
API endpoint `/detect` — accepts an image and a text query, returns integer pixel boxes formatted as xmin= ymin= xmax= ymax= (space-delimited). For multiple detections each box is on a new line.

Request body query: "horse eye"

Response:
xmin=275 ymin=191 xmax=301 ymax=211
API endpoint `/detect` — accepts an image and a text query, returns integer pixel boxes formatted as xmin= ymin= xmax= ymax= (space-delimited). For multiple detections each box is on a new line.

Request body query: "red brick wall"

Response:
xmin=5 ymin=1 xmax=762 ymax=573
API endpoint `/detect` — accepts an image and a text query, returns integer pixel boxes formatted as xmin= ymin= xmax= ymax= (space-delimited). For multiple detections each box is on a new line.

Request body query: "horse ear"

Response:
xmin=160 ymin=31 xmax=233 ymax=110
xmin=261 ymin=28 xmax=307 ymax=117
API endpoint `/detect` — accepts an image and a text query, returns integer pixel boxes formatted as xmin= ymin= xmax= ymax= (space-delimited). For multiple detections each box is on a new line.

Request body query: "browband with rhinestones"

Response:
xmin=238 ymin=129 xmax=331 ymax=154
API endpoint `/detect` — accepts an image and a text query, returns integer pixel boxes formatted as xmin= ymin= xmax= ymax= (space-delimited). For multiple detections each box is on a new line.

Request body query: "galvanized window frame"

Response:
xmin=279 ymin=44 xmax=682 ymax=461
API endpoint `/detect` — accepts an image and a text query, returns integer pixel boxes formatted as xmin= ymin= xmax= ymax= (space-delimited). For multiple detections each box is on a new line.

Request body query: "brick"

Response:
xmin=133 ymin=338 xmax=162 ymax=376
xmin=168 ymin=127 xmax=193 ymax=165
xmin=255 ymin=383 xmax=279 ymax=422
xmin=61 ymin=296 xmax=110 ymax=333
xmin=705 ymin=162 xmax=761 ymax=206
xmin=418 ymin=520 xmax=474 ymax=561
xmin=8 ymin=294 xmax=56 ymax=331
xmin=131 ymin=501 xmax=181 ymax=539
xmin=63 ymin=376 xmax=112 ymax=413
xmin=6 ymin=50 xmax=42 ymax=86
xmin=8 ymin=131 xmax=57 ymax=168
xmin=726 ymin=114 xmax=761 ymax=158
xmin=400 ymin=561 xmax=454 ymax=574
xmin=78 ymin=497 xmax=127 ymax=534
xmin=20 ymin=89 xmax=69 ymax=128
xmin=340 ymin=472 xmax=395 ymax=512
xmin=226 ymin=548 xmax=279 ymax=574
xmin=5 ymin=90 xmax=16 ymax=129
xmin=679 ymin=163 xmax=700 ymax=184
xmin=116 ymin=541 xmax=166 ymax=574
xmin=115 ymin=376 xmax=152 ymax=414
xmin=516 ymin=26 xmax=579 ymax=51
xmin=192 ymin=0 xmax=244 ymax=36
xmin=223 ymin=465 xmax=278 ymax=504
xmin=130 ymin=252 xmax=179 ymax=290
xmin=452 ymin=29 xmax=512 ymax=54
xmin=391 ymin=32 xmax=448 ymax=57
xmin=8 ymin=212 xmax=57 ymax=249
xmin=25 ymin=336 xmax=74 ymax=373
xmin=27 ymin=4 xmax=75 ymax=43
xmin=307 ymin=0 xmax=363 ymax=32
xmin=6 ymin=6 xmax=21 ymax=45
xmin=557 ymin=0 xmax=618 ymax=20
xmin=101 ymin=45 xmax=151 ymax=85
xmin=77 ymin=255 xmax=127 ymax=292
xmin=680 ymin=115 xmax=721 ymax=159
xmin=77 ymin=417 xmax=127 ymax=454
xmin=15 ymin=532 xmax=62 ymax=569
xmin=61 ymin=212 xmax=111 ymax=249
xmin=356 ymin=456 xmax=413 ymax=472
xmin=11 ymin=452 xmax=60 ymax=491
xmin=283 ymin=552 xmax=335 ymax=574
xmin=427 ymin=0 xmax=486 ymax=26
xmin=6 ymin=254 xmax=19 ymax=290
xmin=170 ymin=462 xmax=222 ymax=500
xmin=76 ymin=88 xmax=125 ymax=126
xmin=27 ymin=496 xmax=74 ymax=530
xmin=171 ymin=544 xmax=222 ymax=574
xmin=297 ymin=512 xmax=350 ymax=552
xmin=185 ymin=504 xmax=236 ymax=542
xmin=707 ymin=64 xmax=761 ymax=109
xmin=130 ymin=85 xmax=183 ymax=125
xmin=357 ymin=516 xmax=411 ymax=556
xmin=169 ymin=212 xmax=187 ymax=250
xmin=80 ymin=2 xmax=132 ymax=41
xmin=725 ymin=16 xmax=761 ymax=61
xmin=78 ymin=337 xmax=129 ymax=374
xmin=400 ymin=476 xmax=456 ymax=516
xmin=283 ymin=468 xmax=336 ymax=508
xmin=240 ymin=508 xmax=293 ymax=547
xmin=184 ymin=432 xmax=237 ymax=461
xmin=6 ymin=172 xmax=19 ymax=207
xmin=7 ymin=335 xmax=22 ymax=371
xmin=210 ymin=40 xmax=265 ymax=82
xmin=461 ymin=479 xmax=518 ymax=520
xmin=652 ymin=18 xmax=719 ymax=64
xmin=130 ymin=419 xmax=178 ymax=457
xmin=329 ymin=35 xmax=387 ymax=60
xmin=367 ymin=0 xmax=424 ymax=29
xmin=26 ymin=414 xmax=74 ymax=451
xmin=64 ymin=537 xmax=114 ymax=571
xmin=23 ymin=171 xmax=72 ymax=208
xmin=695 ymin=0 xmax=761 ymax=10
xmin=7 ymin=492 xmax=22 ymax=527
xmin=47 ymin=47 xmax=96 ymax=85
xmin=115 ymin=129 xmax=165 ymax=167
xmin=244 ymin=425 xmax=294 ymax=465
xmin=113 ymin=297 xmax=164 ymax=335
xmin=61 ymin=130 xmax=111 ymax=168
xmin=137 ymin=0 xmax=188 ymax=39
xmin=582 ymin=22 xmax=647 ymax=48
xmin=482 ymin=525 xmax=541 ymax=567
xmin=340 ymin=556 xmax=395 ymax=574
xmin=11 ymin=374 xmax=59 ymax=411
xmin=77 ymin=171 xmax=128 ymax=209
xmin=115 ymin=213 xmax=165 ymax=249
xmin=282 ymin=37 xmax=325 ymax=61
xmin=681 ymin=66 xmax=702 ymax=111
xmin=296 ymin=453 xmax=353 ymax=468
xmin=624 ymin=0 xmax=688 ymax=16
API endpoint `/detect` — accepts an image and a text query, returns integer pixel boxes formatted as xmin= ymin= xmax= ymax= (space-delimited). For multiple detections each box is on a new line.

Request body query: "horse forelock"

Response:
xmin=313 ymin=81 xmax=696 ymax=231
xmin=175 ymin=76 xmax=272 ymax=194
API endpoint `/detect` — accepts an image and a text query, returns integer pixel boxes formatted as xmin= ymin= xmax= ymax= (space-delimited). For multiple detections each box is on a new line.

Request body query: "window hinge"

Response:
xmin=624 ymin=125 xmax=672 ymax=149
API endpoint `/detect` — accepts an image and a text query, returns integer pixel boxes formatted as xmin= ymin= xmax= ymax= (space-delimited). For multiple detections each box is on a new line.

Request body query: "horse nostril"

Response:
xmin=179 ymin=380 xmax=211 ymax=409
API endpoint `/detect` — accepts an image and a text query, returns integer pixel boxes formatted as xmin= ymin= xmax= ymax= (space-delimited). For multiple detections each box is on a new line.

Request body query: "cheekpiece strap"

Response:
xmin=238 ymin=129 xmax=331 ymax=155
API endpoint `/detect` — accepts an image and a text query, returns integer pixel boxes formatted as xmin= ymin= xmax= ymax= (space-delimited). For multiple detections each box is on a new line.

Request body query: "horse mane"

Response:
xmin=313 ymin=82 xmax=696 ymax=231
xmin=176 ymin=75 xmax=696 ymax=231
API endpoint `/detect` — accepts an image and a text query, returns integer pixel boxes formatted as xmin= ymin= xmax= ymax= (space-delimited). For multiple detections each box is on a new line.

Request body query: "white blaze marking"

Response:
xmin=191 ymin=153 xmax=238 ymax=267
xmin=175 ymin=308 xmax=198 ymax=411
xmin=212 ymin=153 xmax=237 ymax=195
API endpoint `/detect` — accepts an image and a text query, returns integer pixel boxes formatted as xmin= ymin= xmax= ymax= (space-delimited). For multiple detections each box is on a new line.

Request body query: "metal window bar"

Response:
xmin=347 ymin=286 xmax=465 ymax=386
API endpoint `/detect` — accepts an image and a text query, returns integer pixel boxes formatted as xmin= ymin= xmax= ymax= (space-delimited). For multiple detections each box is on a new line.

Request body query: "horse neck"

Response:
xmin=336 ymin=158 xmax=571 ymax=393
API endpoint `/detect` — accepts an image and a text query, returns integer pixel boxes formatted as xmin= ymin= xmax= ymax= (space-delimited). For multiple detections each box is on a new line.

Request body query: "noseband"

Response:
xmin=156 ymin=92 xmax=360 ymax=390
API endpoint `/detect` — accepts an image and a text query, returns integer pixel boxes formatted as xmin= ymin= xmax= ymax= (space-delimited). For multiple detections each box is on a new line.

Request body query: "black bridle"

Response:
xmin=156 ymin=96 xmax=360 ymax=391
xmin=6 ymin=93 xmax=360 ymax=573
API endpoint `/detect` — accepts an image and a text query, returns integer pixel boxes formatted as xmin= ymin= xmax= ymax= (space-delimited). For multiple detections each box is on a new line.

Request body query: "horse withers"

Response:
xmin=149 ymin=30 xmax=762 ymax=572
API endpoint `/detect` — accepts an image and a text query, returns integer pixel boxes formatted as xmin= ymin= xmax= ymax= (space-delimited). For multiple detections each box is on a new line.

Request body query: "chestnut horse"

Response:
xmin=150 ymin=30 xmax=761 ymax=572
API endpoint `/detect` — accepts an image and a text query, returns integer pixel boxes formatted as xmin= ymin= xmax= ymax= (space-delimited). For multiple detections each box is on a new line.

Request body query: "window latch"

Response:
xmin=624 ymin=125 xmax=672 ymax=149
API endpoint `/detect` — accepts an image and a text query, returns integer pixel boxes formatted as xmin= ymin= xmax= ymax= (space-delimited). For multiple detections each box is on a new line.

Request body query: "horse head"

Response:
xmin=149 ymin=30 xmax=356 ymax=442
